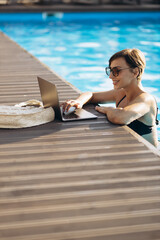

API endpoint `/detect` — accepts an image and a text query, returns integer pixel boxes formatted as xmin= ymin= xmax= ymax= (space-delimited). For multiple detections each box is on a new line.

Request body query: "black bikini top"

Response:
xmin=116 ymin=95 xmax=159 ymax=136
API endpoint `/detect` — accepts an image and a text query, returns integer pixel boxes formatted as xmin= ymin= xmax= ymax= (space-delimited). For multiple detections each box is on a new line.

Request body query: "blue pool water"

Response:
xmin=0 ymin=12 xmax=160 ymax=139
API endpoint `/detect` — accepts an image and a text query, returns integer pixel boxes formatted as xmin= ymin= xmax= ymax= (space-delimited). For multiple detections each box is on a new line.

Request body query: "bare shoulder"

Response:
xmin=137 ymin=92 xmax=157 ymax=116
xmin=138 ymin=92 xmax=157 ymax=106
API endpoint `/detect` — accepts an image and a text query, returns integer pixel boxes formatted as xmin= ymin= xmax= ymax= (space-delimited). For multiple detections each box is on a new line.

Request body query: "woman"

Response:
xmin=62 ymin=49 xmax=159 ymax=147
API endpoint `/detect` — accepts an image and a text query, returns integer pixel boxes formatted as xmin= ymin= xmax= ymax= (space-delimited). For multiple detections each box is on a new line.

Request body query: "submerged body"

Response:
xmin=62 ymin=49 xmax=158 ymax=147
xmin=117 ymin=94 xmax=158 ymax=136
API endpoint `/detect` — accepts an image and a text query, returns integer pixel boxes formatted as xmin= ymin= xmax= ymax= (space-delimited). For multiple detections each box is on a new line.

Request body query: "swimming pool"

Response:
xmin=0 ymin=12 xmax=160 ymax=139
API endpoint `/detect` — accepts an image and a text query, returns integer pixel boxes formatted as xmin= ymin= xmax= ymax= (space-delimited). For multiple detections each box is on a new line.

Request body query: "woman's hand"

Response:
xmin=95 ymin=106 xmax=114 ymax=115
xmin=61 ymin=99 xmax=83 ymax=113
xmin=61 ymin=92 xmax=94 ymax=113
xmin=95 ymin=106 xmax=120 ymax=124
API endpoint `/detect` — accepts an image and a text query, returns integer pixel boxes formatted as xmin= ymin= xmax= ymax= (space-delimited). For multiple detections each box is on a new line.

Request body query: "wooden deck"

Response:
xmin=0 ymin=31 xmax=160 ymax=240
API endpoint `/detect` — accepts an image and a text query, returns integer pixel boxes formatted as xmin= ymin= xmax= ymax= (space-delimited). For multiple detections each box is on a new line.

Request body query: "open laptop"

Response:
xmin=37 ymin=76 xmax=98 ymax=122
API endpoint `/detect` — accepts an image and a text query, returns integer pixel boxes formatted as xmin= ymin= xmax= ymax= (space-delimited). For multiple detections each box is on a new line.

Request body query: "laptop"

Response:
xmin=37 ymin=77 xmax=98 ymax=122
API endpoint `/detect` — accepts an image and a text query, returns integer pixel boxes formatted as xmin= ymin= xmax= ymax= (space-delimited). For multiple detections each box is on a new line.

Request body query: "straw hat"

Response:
xmin=0 ymin=100 xmax=55 ymax=128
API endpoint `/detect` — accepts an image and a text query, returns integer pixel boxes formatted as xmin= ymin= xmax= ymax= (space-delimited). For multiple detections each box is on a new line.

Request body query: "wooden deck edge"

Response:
xmin=123 ymin=126 xmax=160 ymax=157
xmin=0 ymin=31 xmax=82 ymax=95
xmin=0 ymin=4 xmax=160 ymax=12
xmin=29 ymin=48 xmax=83 ymax=95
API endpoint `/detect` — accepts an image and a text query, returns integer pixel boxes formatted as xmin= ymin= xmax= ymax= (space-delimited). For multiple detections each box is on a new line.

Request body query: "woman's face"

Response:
xmin=109 ymin=57 xmax=136 ymax=90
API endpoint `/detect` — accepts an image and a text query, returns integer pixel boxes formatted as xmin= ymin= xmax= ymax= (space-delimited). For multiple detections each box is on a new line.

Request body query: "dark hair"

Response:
xmin=109 ymin=49 xmax=146 ymax=80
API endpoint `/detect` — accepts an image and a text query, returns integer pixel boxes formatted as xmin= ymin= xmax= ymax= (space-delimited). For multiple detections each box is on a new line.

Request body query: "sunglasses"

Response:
xmin=105 ymin=67 xmax=131 ymax=77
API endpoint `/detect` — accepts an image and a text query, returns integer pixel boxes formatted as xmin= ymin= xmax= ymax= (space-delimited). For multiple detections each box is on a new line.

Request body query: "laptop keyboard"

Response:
xmin=63 ymin=112 xmax=79 ymax=120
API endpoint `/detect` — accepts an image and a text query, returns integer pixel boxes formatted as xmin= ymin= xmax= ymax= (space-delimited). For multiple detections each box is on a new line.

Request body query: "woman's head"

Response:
xmin=109 ymin=49 xmax=146 ymax=81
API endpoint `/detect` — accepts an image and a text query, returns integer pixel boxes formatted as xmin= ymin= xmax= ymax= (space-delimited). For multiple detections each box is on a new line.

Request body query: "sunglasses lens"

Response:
xmin=105 ymin=67 xmax=110 ymax=76
xmin=105 ymin=67 xmax=120 ymax=77
xmin=112 ymin=68 xmax=118 ymax=77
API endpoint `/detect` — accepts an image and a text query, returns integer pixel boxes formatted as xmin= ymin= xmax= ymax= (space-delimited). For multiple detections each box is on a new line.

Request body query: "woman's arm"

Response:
xmin=96 ymin=93 xmax=153 ymax=125
xmin=62 ymin=89 xmax=117 ymax=112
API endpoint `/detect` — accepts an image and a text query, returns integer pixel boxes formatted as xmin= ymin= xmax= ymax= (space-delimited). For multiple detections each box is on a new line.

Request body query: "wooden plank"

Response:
xmin=0 ymin=31 xmax=160 ymax=240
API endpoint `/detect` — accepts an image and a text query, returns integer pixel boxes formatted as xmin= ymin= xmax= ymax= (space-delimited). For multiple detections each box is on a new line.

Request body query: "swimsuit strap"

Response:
xmin=116 ymin=95 xmax=126 ymax=107
xmin=156 ymin=107 xmax=159 ymax=125
xmin=153 ymin=97 xmax=159 ymax=125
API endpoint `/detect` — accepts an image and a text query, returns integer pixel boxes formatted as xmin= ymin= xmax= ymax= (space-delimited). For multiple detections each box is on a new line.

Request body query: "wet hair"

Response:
xmin=109 ymin=49 xmax=146 ymax=81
